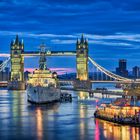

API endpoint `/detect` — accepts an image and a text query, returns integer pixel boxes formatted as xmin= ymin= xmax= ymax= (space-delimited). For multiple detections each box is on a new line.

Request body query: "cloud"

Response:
xmin=24 ymin=67 xmax=75 ymax=75
xmin=90 ymin=40 xmax=132 ymax=46
xmin=0 ymin=0 xmax=140 ymax=70
xmin=1 ymin=31 xmax=140 ymax=50
xmin=1 ymin=31 xmax=77 ymax=38
xmin=28 ymin=33 xmax=77 ymax=38
xmin=51 ymin=38 xmax=132 ymax=47
xmin=84 ymin=33 xmax=140 ymax=42
xmin=51 ymin=39 xmax=75 ymax=44
xmin=1 ymin=0 xmax=140 ymax=12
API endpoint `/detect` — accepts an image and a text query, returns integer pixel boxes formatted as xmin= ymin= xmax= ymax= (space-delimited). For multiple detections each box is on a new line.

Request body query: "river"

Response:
xmin=0 ymin=88 xmax=139 ymax=140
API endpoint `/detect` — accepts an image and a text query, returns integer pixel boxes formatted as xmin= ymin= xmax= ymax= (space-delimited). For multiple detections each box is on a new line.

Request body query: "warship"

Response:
xmin=27 ymin=44 xmax=61 ymax=104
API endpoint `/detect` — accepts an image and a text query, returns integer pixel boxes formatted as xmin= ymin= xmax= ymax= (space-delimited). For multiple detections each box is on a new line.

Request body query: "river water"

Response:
xmin=0 ymin=88 xmax=140 ymax=140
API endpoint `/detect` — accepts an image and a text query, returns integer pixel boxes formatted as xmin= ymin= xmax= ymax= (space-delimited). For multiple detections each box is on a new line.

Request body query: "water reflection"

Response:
xmin=95 ymin=119 xmax=140 ymax=140
xmin=36 ymin=108 xmax=43 ymax=140
xmin=0 ymin=89 xmax=140 ymax=140
xmin=78 ymin=91 xmax=89 ymax=100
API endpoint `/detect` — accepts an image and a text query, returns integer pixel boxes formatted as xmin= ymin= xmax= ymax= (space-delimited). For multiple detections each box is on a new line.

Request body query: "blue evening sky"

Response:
xmin=0 ymin=0 xmax=140 ymax=73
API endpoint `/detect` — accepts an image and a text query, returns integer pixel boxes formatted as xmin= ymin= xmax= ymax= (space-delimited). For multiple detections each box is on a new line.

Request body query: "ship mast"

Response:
xmin=39 ymin=43 xmax=47 ymax=70
xmin=37 ymin=44 xmax=47 ymax=86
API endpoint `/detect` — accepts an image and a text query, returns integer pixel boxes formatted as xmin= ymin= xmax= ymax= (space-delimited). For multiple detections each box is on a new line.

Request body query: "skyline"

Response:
xmin=1 ymin=0 xmax=140 ymax=73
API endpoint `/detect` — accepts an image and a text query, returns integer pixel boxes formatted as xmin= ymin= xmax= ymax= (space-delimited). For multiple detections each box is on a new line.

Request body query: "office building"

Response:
xmin=116 ymin=59 xmax=128 ymax=77
xmin=133 ymin=66 xmax=140 ymax=78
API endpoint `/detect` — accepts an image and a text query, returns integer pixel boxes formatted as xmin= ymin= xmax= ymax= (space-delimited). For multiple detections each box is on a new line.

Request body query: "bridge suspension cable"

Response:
xmin=88 ymin=56 xmax=132 ymax=82
xmin=0 ymin=57 xmax=10 ymax=72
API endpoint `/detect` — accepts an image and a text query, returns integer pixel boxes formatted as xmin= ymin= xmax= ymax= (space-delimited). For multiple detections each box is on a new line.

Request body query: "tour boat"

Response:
xmin=27 ymin=44 xmax=61 ymax=104
xmin=94 ymin=101 xmax=140 ymax=126
xmin=94 ymin=83 xmax=140 ymax=126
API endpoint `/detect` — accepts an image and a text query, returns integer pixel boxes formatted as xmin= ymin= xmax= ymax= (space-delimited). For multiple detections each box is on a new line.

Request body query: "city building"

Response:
xmin=0 ymin=60 xmax=2 ymax=64
xmin=132 ymin=66 xmax=140 ymax=78
xmin=0 ymin=60 xmax=3 ymax=81
xmin=2 ymin=67 xmax=10 ymax=81
xmin=0 ymin=59 xmax=10 ymax=81
xmin=116 ymin=59 xmax=128 ymax=77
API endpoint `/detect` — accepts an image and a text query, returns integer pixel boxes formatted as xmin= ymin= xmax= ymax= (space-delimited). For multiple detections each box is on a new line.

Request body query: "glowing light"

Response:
xmin=36 ymin=108 xmax=43 ymax=140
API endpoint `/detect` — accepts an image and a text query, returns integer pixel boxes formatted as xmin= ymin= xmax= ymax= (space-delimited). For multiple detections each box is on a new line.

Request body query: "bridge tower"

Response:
xmin=8 ymin=35 xmax=25 ymax=90
xmin=74 ymin=34 xmax=91 ymax=89
xmin=76 ymin=34 xmax=88 ymax=80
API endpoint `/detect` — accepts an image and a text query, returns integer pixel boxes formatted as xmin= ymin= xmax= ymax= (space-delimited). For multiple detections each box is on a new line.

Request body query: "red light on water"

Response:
xmin=96 ymin=106 xmax=98 ymax=109
xmin=96 ymin=100 xmax=99 ymax=103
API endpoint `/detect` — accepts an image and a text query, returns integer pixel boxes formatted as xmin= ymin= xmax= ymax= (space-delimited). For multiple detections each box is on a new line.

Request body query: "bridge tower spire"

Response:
xmin=9 ymin=35 xmax=25 ymax=90
xmin=76 ymin=34 xmax=88 ymax=80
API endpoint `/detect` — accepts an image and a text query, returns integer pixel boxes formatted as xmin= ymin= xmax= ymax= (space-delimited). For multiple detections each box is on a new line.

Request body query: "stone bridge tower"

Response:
xmin=8 ymin=35 xmax=25 ymax=90
xmin=75 ymin=34 xmax=91 ymax=89
xmin=76 ymin=34 xmax=88 ymax=80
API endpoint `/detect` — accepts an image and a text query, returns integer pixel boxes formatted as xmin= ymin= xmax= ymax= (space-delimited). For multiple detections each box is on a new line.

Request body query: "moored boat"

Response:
xmin=94 ymin=103 xmax=140 ymax=126
xmin=27 ymin=44 xmax=61 ymax=104
xmin=94 ymin=83 xmax=140 ymax=126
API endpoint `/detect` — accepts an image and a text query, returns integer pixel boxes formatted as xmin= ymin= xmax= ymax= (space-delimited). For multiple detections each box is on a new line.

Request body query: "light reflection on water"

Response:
xmin=95 ymin=119 xmax=140 ymax=140
xmin=36 ymin=108 xmax=43 ymax=140
xmin=0 ymin=89 xmax=139 ymax=140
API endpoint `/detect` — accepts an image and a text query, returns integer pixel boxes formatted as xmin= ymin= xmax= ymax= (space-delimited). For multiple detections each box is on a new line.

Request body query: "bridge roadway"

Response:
xmin=0 ymin=81 xmax=8 ymax=87
xmin=91 ymin=90 xmax=123 ymax=96
xmin=60 ymin=86 xmax=124 ymax=96
xmin=22 ymin=51 xmax=76 ymax=56
xmin=59 ymin=80 xmax=140 ymax=84
xmin=1 ymin=80 xmax=140 ymax=87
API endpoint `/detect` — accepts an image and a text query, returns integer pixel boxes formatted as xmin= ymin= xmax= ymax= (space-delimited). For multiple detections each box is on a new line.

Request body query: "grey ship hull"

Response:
xmin=27 ymin=86 xmax=61 ymax=104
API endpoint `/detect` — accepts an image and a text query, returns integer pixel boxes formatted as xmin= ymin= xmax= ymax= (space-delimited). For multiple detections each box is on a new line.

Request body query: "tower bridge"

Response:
xmin=0 ymin=34 xmax=135 ymax=90
xmin=22 ymin=51 xmax=76 ymax=56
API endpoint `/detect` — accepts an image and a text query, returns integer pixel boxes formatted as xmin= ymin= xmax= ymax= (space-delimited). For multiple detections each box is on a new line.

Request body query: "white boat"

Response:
xmin=27 ymin=44 xmax=61 ymax=104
